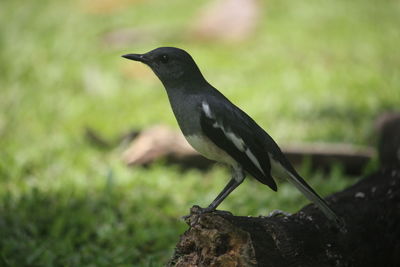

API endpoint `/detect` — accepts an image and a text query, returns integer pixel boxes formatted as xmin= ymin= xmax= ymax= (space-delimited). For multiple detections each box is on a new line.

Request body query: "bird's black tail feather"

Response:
xmin=285 ymin=170 xmax=346 ymax=231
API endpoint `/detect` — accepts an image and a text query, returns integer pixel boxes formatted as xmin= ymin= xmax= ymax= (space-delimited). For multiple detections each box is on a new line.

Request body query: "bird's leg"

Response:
xmin=198 ymin=166 xmax=245 ymax=214
xmin=181 ymin=167 xmax=245 ymax=221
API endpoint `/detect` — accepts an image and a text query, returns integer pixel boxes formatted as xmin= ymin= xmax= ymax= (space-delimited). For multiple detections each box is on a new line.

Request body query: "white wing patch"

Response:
xmin=225 ymin=131 xmax=245 ymax=151
xmin=201 ymin=100 xmax=265 ymax=174
xmin=245 ymin=149 xmax=264 ymax=174
xmin=202 ymin=101 xmax=213 ymax=119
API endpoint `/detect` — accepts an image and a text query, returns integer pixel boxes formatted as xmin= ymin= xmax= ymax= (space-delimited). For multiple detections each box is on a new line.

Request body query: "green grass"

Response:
xmin=1 ymin=0 xmax=399 ymax=265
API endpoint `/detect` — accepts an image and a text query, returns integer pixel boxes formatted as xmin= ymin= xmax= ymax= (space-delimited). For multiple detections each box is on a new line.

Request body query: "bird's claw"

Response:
xmin=181 ymin=205 xmax=231 ymax=226
xmin=268 ymin=209 xmax=292 ymax=217
xmin=181 ymin=205 xmax=234 ymax=227
xmin=181 ymin=205 xmax=213 ymax=220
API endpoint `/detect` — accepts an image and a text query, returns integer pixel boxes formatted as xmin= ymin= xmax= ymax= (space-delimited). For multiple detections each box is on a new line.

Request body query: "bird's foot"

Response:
xmin=192 ymin=205 xmax=215 ymax=214
xmin=181 ymin=205 xmax=232 ymax=225
xmin=268 ymin=209 xmax=292 ymax=218
xmin=181 ymin=205 xmax=213 ymax=220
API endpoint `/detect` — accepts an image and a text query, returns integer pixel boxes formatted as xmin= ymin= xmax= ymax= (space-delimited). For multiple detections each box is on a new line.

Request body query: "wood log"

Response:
xmin=168 ymin=167 xmax=400 ymax=267
xmin=121 ymin=125 xmax=374 ymax=175
xmin=375 ymin=112 xmax=400 ymax=168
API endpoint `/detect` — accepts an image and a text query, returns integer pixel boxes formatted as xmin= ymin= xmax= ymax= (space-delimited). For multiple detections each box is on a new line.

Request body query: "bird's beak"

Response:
xmin=122 ymin=53 xmax=150 ymax=64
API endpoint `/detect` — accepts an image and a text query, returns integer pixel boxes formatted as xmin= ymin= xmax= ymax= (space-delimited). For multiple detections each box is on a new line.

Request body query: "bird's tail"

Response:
xmin=285 ymin=170 xmax=345 ymax=231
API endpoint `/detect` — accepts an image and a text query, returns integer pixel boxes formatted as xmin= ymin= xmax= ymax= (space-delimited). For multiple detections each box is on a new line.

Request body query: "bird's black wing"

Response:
xmin=199 ymin=94 xmax=343 ymax=227
xmin=199 ymin=97 xmax=277 ymax=191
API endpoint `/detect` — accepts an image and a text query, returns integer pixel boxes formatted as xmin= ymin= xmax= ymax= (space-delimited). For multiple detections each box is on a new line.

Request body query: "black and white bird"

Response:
xmin=122 ymin=47 xmax=342 ymax=227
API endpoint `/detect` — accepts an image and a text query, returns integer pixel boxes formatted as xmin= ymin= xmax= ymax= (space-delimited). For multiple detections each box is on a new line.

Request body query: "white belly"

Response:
xmin=185 ymin=134 xmax=237 ymax=166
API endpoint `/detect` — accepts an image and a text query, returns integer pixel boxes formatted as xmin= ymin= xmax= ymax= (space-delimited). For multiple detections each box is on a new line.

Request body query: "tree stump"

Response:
xmin=168 ymin=167 xmax=400 ymax=266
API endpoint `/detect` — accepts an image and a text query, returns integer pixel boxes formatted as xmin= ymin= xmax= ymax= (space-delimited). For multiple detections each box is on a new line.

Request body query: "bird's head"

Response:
xmin=122 ymin=47 xmax=205 ymax=88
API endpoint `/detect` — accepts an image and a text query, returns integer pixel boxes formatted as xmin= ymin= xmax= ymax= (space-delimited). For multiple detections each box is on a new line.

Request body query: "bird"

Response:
xmin=122 ymin=47 xmax=343 ymax=227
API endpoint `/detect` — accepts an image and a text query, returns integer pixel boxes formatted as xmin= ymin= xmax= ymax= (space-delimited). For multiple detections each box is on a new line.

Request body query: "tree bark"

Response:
xmin=168 ymin=166 xmax=400 ymax=266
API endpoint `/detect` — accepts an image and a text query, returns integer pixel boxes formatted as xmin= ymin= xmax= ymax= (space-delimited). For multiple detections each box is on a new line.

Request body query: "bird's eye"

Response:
xmin=160 ymin=55 xmax=169 ymax=64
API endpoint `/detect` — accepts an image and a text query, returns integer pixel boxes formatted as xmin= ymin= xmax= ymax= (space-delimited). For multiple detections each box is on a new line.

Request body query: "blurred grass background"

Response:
xmin=0 ymin=0 xmax=399 ymax=265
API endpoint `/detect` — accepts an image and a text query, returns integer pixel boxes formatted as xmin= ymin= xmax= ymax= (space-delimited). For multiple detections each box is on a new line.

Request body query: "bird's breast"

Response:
xmin=185 ymin=134 xmax=236 ymax=166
